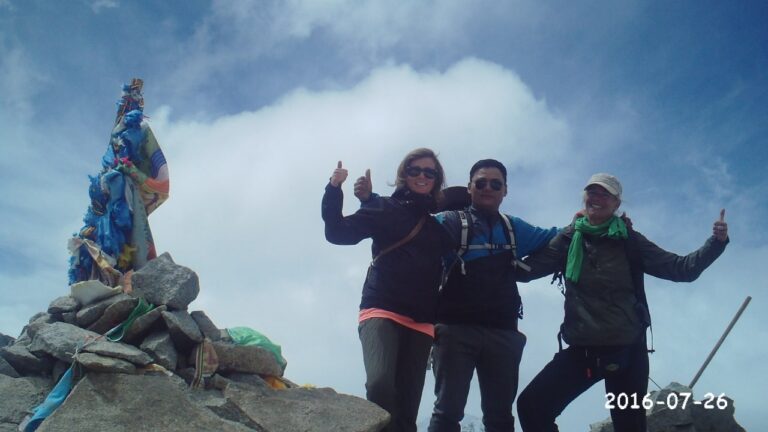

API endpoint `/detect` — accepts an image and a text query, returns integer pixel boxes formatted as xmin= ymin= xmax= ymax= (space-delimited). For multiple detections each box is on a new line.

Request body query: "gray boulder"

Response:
xmin=36 ymin=373 xmax=252 ymax=432
xmin=82 ymin=340 xmax=153 ymax=366
xmin=61 ymin=312 xmax=77 ymax=325
xmin=691 ymin=396 xmax=745 ymax=432
xmin=76 ymin=293 xmax=132 ymax=328
xmin=27 ymin=312 xmax=50 ymax=324
xmin=0 ymin=344 xmax=54 ymax=375
xmin=27 ymin=322 xmax=101 ymax=363
xmin=74 ymin=352 xmax=137 ymax=374
xmin=0 ymin=375 xmax=51 ymax=425
xmin=162 ymin=310 xmax=203 ymax=351
xmin=47 ymin=296 xmax=79 ymax=314
xmin=0 ymin=333 xmax=14 ymax=348
xmin=25 ymin=314 xmax=56 ymax=340
xmin=222 ymin=381 xmax=390 ymax=432
xmin=0 ymin=356 xmax=19 ymax=378
xmin=86 ymin=296 xmax=138 ymax=335
xmin=123 ymin=305 xmax=167 ymax=343
xmin=190 ymin=311 xmax=221 ymax=341
xmin=131 ymin=253 xmax=200 ymax=310
xmin=140 ymin=330 xmax=178 ymax=371
xmin=211 ymin=341 xmax=283 ymax=376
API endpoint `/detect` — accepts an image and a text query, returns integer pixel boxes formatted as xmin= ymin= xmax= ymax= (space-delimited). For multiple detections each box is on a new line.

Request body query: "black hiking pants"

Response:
xmin=517 ymin=340 xmax=648 ymax=432
xmin=359 ymin=317 xmax=433 ymax=432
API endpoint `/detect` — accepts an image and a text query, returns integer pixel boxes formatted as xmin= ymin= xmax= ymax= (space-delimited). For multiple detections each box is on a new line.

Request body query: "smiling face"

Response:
xmin=404 ymin=156 xmax=437 ymax=195
xmin=584 ymin=185 xmax=621 ymax=224
xmin=468 ymin=167 xmax=507 ymax=212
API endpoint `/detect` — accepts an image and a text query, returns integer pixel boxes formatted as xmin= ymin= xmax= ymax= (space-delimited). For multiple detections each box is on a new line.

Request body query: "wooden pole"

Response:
xmin=689 ymin=296 xmax=752 ymax=388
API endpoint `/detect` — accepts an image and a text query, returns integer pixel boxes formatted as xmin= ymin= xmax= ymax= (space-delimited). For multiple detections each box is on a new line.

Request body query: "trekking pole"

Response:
xmin=688 ymin=296 xmax=752 ymax=388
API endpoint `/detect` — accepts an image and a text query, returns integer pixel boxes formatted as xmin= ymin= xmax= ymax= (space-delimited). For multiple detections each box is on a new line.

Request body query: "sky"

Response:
xmin=1 ymin=0 xmax=766 ymax=430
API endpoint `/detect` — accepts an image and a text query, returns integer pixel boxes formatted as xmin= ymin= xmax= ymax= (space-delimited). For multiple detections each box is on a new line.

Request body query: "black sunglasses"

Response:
xmin=474 ymin=178 xmax=504 ymax=191
xmin=405 ymin=166 xmax=438 ymax=180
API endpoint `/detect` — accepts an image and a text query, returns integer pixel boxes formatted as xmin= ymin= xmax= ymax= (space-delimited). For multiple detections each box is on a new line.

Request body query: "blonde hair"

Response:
xmin=394 ymin=147 xmax=445 ymax=202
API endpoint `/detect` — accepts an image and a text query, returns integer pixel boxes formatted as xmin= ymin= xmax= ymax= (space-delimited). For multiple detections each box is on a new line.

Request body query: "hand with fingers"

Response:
xmin=713 ymin=208 xmax=729 ymax=242
xmin=330 ymin=161 xmax=348 ymax=187
xmin=354 ymin=169 xmax=373 ymax=201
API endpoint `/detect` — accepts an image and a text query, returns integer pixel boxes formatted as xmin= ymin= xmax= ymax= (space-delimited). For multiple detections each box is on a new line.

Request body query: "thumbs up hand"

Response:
xmin=712 ymin=208 xmax=728 ymax=242
xmin=354 ymin=168 xmax=373 ymax=201
xmin=330 ymin=161 xmax=348 ymax=187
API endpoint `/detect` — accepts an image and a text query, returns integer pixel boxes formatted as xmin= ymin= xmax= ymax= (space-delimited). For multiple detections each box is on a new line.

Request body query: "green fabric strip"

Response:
xmin=106 ymin=297 xmax=155 ymax=342
xmin=565 ymin=216 xmax=628 ymax=283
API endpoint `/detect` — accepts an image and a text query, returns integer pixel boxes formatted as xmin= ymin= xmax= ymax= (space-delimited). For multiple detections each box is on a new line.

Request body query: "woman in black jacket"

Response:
xmin=322 ymin=148 xmax=453 ymax=432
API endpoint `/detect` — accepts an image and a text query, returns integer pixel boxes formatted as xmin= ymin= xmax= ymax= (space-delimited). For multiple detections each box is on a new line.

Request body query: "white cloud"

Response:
xmin=210 ymin=0 xmax=468 ymax=53
xmin=90 ymin=0 xmax=118 ymax=14
xmin=139 ymin=57 xmax=570 ymax=391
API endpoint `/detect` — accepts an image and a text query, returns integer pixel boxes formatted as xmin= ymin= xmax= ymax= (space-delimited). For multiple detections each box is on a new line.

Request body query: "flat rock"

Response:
xmin=162 ymin=310 xmax=203 ymax=351
xmin=36 ymin=373 xmax=252 ymax=432
xmin=212 ymin=342 xmax=283 ymax=376
xmin=223 ymin=383 xmax=390 ymax=432
xmin=0 ymin=334 xmax=14 ymax=348
xmin=82 ymin=340 xmax=152 ymax=366
xmin=27 ymin=322 xmax=101 ymax=363
xmin=123 ymin=305 xmax=167 ymax=344
xmin=0 ymin=357 xmax=19 ymax=378
xmin=219 ymin=372 xmax=273 ymax=392
xmin=24 ymin=314 xmax=56 ymax=340
xmin=0 ymin=344 xmax=54 ymax=375
xmin=0 ymin=375 xmax=51 ymax=424
xmin=86 ymin=296 xmax=139 ymax=335
xmin=191 ymin=390 xmax=268 ymax=431
xmin=139 ymin=331 xmax=178 ymax=371
xmin=74 ymin=352 xmax=136 ymax=374
xmin=47 ymin=296 xmax=79 ymax=314
xmin=28 ymin=312 xmax=50 ymax=324
xmin=190 ymin=311 xmax=221 ymax=341
xmin=76 ymin=293 xmax=132 ymax=328
xmin=131 ymin=253 xmax=200 ymax=310
xmin=61 ymin=312 xmax=77 ymax=325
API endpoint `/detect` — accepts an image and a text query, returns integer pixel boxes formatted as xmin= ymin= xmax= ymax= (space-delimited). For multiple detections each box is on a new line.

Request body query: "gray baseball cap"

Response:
xmin=585 ymin=173 xmax=622 ymax=198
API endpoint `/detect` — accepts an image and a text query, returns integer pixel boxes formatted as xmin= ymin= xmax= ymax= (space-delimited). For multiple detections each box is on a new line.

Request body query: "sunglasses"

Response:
xmin=405 ymin=166 xmax=438 ymax=180
xmin=474 ymin=178 xmax=504 ymax=191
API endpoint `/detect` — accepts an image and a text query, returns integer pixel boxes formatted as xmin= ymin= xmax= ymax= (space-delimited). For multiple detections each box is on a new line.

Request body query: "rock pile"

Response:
xmin=589 ymin=382 xmax=746 ymax=432
xmin=0 ymin=253 xmax=388 ymax=432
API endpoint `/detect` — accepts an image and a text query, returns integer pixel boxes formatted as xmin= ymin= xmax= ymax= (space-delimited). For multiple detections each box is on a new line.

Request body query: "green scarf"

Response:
xmin=565 ymin=215 xmax=628 ymax=283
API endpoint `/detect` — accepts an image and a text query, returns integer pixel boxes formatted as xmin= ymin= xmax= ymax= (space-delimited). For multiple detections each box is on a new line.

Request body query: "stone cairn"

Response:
xmin=0 ymin=253 xmax=389 ymax=432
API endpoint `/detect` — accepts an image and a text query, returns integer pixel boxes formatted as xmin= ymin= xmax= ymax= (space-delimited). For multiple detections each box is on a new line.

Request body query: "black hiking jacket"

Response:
xmin=322 ymin=183 xmax=453 ymax=323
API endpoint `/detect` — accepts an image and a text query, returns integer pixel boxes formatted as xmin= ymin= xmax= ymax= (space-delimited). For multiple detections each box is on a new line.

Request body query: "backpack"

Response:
xmin=454 ymin=210 xmax=531 ymax=275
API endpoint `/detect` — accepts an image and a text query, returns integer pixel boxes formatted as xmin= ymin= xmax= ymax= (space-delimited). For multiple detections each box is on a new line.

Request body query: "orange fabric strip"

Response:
xmin=358 ymin=308 xmax=434 ymax=338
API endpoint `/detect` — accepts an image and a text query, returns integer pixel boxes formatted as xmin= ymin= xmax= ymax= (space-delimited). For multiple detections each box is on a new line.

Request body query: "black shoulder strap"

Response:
xmin=371 ymin=215 xmax=426 ymax=266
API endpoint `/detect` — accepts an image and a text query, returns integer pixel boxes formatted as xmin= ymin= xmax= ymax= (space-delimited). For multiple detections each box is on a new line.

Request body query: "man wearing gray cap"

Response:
xmin=516 ymin=173 xmax=729 ymax=432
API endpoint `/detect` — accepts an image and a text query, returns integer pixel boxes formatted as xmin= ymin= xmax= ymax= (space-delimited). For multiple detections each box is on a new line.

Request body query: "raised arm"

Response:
xmin=322 ymin=161 xmax=379 ymax=245
xmin=639 ymin=209 xmax=729 ymax=282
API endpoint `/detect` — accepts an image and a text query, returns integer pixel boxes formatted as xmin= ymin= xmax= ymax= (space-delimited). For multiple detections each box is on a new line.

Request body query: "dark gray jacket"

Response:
xmin=519 ymin=226 xmax=728 ymax=346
